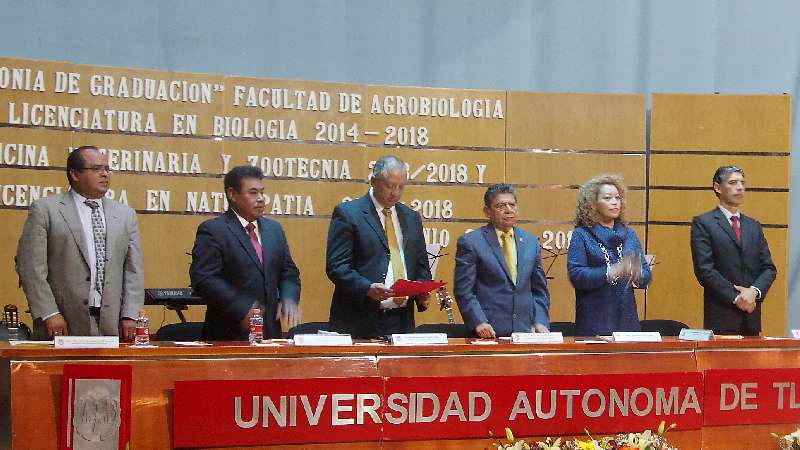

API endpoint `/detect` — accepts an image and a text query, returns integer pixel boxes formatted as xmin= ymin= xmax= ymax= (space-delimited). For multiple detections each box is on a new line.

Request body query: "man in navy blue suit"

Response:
xmin=190 ymin=165 xmax=300 ymax=340
xmin=454 ymin=184 xmax=550 ymax=338
xmin=326 ymin=155 xmax=431 ymax=338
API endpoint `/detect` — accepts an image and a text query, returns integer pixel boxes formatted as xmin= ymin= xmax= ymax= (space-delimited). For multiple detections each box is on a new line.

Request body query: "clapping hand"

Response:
xmin=609 ymin=252 xmax=643 ymax=287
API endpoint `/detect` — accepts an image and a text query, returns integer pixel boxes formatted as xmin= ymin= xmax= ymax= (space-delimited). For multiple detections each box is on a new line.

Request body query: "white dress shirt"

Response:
xmin=370 ymin=189 xmax=408 ymax=309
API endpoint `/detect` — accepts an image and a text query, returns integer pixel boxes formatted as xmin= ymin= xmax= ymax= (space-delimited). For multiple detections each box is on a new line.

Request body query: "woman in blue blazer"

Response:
xmin=567 ymin=175 xmax=651 ymax=336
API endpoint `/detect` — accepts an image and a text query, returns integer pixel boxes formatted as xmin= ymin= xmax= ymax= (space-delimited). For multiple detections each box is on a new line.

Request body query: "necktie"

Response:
xmin=383 ymin=208 xmax=406 ymax=305
xmin=501 ymin=232 xmax=517 ymax=285
xmin=84 ymin=200 xmax=106 ymax=296
xmin=731 ymin=215 xmax=741 ymax=242
xmin=245 ymin=222 xmax=263 ymax=264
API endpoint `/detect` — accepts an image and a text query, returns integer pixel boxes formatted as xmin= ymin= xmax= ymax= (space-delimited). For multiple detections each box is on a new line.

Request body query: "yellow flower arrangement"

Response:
xmin=772 ymin=427 xmax=800 ymax=449
xmin=490 ymin=422 xmax=677 ymax=450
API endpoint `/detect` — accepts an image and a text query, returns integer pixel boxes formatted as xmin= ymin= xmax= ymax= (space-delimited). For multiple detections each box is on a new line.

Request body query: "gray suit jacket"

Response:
xmin=16 ymin=191 xmax=144 ymax=338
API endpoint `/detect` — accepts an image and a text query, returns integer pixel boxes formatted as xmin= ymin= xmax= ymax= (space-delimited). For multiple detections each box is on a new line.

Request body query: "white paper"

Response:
xmin=574 ymin=339 xmax=610 ymax=344
xmin=470 ymin=339 xmax=499 ymax=345
xmin=612 ymin=331 xmax=662 ymax=342
xmin=293 ymin=334 xmax=353 ymax=346
xmin=9 ymin=340 xmax=53 ymax=346
xmin=172 ymin=341 xmax=212 ymax=346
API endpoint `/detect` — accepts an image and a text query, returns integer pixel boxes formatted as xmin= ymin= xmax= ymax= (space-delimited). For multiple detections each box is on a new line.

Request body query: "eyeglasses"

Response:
xmin=78 ymin=165 xmax=112 ymax=173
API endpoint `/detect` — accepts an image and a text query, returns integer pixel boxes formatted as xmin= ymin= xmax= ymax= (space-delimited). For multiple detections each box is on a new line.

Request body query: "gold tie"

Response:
xmin=383 ymin=208 xmax=406 ymax=305
xmin=501 ymin=232 xmax=517 ymax=285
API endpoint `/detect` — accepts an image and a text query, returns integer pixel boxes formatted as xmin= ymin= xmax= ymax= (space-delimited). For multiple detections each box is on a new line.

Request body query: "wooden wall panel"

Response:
xmin=650 ymin=153 xmax=790 ymax=188
xmin=648 ymin=94 xmax=790 ymax=335
xmin=506 ymin=93 xmax=646 ymax=150
xmin=648 ymin=190 xmax=789 ymax=225
xmin=651 ymin=94 xmax=791 ymax=152
xmin=505 ymin=152 xmax=646 ymax=187
xmin=2 ymin=59 xmax=789 ymax=338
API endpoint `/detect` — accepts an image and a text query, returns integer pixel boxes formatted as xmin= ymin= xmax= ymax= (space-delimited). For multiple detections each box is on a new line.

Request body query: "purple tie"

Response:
xmin=245 ymin=222 xmax=263 ymax=264
xmin=731 ymin=216 xmax=741 ymax=242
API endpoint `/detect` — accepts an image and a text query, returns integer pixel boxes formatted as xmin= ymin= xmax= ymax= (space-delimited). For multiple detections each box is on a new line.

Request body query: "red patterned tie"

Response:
xmin=245 ymin=222 xmax=263 ymax=264
xmin=731 ymin=216 xmax=741 ymax=242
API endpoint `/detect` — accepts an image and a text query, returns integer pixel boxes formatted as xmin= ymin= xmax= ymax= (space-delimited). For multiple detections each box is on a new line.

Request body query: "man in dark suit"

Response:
xmin=190 ymin=166 xmax=300 ymax=340
xmin=16 ymin=145 xmax=144 ymax=340
xmin=690 ymin=165 xmax=776 ymax=335
xmin=454 ymin=184 xmax=550 ymax=338
xmin=326 ymin=155 xmax=431 ymax=338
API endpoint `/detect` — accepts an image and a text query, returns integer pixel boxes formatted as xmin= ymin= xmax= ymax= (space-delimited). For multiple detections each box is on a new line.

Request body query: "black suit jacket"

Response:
xmin=690 ymin=208 xmax=776 ymax=334
xmin=326 ymin=194 xmax=431 ymax=338
xmin=190 ymin=210 xmax=300 ymax=340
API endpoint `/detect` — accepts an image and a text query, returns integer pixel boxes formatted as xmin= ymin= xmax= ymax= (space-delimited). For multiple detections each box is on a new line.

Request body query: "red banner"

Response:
xmin=384 ymin=373 xmax=703 ymax=440
xmin=173 ymin=377 xmax=385 ymax=448
xmin=704 ymin=368 xmax=800 ymax=426
xmin=173 ymin=372 xmax=703 ymax=447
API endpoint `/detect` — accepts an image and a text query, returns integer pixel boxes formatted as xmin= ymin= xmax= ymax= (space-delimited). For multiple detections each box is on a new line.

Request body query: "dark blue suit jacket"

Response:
xmin=326 ymin=194 xmax=431 ymax=338
xmin=690 ymin=208 xmax=776 ymax=334
xmin=190 ymin=210 xmax=300 ymax=340
xmin=454 ymin=225 xmax=550 ymax=336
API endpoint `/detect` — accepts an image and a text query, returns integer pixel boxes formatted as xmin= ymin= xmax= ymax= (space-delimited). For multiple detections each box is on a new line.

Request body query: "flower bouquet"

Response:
xmin=772 ymin=427 xmax=800 ymax=449
xmin=491 ymin=422 xmax=677 ymax=450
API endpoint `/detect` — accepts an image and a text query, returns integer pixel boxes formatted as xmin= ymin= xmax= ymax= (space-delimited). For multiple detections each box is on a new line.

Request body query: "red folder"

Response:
xmin=390 ymin=279 xmax=446 ymax=297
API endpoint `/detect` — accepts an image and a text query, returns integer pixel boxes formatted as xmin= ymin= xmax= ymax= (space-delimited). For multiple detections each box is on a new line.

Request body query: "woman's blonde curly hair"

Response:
xmin=574 ymin=174 xmax=628 ymax=227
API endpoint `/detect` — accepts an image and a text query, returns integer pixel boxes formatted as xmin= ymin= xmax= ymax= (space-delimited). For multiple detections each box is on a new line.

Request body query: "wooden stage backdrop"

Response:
xmin=0 ymin=57 xmax=791 ymax=335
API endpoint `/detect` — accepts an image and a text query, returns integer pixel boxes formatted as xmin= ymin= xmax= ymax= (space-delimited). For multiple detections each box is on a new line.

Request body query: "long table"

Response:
xmin=2 ymin=337 xmax=799 ymax=449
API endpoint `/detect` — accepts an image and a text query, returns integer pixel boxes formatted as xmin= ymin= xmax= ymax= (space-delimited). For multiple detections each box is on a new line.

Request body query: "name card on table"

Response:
xmin=511 ymin=332 xmax=564 ymax=344
xmin=390 ymin=333 xmax=448 ymax=346
xmin=54 ymin=336 xmax=119 ymax=348
xmin=679 ymin=328 xmax=714 ymax=341
xmin=612 ymin=332 xmax=662 ymax=342
xmin=293 ymin=334 xmax=353 ymax=346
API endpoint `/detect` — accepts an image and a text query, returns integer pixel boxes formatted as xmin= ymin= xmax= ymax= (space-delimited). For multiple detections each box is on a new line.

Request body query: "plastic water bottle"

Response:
xmin=134 ymin=309 xmax=150 ymax=346
xmin=249 ymin=309 xmax=263 ymax=345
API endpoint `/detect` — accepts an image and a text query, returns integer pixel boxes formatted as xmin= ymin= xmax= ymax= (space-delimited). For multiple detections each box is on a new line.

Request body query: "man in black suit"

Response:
xmin=326 ymin=155 xmax=431 ymax=338
xmin=690 ymin=165 xmax=776 ymax=335
xmin=190 ymin=166 xmax=300 ymax=340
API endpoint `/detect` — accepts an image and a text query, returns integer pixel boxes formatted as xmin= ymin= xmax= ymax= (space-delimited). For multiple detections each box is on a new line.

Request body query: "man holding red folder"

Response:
xmin=326 ymin=155 xmax=432 ymax=338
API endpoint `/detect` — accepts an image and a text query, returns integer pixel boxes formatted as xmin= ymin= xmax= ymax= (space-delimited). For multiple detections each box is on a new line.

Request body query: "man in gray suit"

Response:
xmin=16 ymin=145 xmax=144 ymax=340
